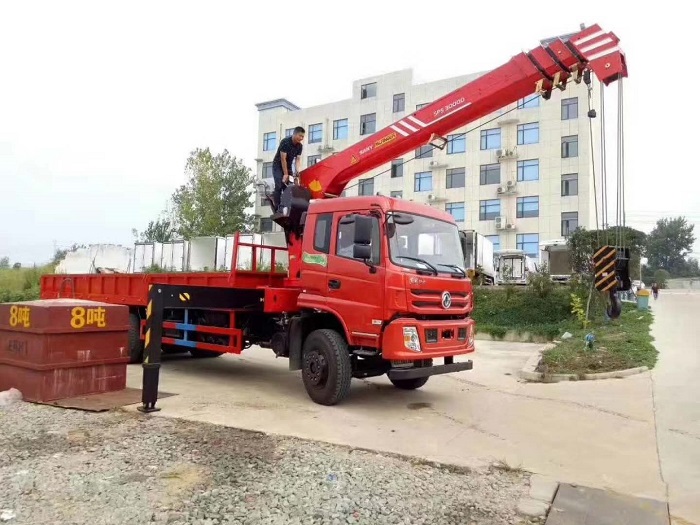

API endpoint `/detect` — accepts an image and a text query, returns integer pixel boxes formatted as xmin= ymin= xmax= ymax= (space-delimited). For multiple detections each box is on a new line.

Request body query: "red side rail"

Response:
xmin=40 ymin=233 xmax=291 ymax=306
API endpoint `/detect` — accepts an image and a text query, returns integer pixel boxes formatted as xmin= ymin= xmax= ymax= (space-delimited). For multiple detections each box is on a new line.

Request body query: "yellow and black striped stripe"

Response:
xmin=593 ymin=245 xmax=618 ymax=292
xmin=144 ymin=285 xmax=153 ymax=364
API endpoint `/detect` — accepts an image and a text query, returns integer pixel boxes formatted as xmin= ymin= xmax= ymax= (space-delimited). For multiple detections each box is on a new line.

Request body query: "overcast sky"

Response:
xmin=1 ymin=0 xmax=697 ymax=265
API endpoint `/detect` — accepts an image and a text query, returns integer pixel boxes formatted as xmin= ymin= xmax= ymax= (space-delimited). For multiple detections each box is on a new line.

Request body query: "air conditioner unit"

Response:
xmin=427 ymin=194 xmax=437 ymax=202
xmin=505 ymin=222 xmax=516 ymax=230
xmin=497 ymin=185 xmax=506 ymax=194
xmin=495 ymin=216 xmax=505 ymax=229
xmin=506 ymin=180 xmax=517 ymax=190
xmin=496 ymin=149 xmax=504 ymax=158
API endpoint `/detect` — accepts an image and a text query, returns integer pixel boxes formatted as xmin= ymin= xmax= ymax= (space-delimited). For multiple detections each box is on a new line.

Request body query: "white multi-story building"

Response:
xmin=254 ymin=64 xmax=600 ymax=261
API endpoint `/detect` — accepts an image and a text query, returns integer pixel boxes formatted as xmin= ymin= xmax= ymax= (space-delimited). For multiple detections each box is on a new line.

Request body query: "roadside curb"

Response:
xmin=517 ymin=474 xmax=560 ymax=519
xmin=518 ymin=347 xmax=650 ymax=383
xmin=475 ymin=331 xmax=551 ymax=344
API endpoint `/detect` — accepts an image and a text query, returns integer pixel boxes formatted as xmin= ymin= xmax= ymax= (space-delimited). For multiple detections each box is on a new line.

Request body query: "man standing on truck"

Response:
xmin=272 ymin=126 xmax=305 ymax=211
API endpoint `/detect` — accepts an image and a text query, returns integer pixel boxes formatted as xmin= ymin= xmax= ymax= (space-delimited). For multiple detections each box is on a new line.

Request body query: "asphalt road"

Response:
xmin=649 ymin=288 xmax=700 ymax=525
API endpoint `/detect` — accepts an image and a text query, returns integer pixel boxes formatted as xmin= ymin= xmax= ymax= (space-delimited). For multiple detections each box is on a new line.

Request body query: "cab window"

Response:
xmin=335 ymin=215 xmax=381 ymax=264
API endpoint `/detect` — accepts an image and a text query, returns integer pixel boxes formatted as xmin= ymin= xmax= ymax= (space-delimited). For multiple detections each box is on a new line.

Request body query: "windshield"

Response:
xmin=387 ymin=214 xmax=465 ymax=274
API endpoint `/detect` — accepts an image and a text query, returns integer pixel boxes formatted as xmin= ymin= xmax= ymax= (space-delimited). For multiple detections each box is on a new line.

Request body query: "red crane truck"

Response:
xmin=40 ymin=24 xmax=627 ymax=407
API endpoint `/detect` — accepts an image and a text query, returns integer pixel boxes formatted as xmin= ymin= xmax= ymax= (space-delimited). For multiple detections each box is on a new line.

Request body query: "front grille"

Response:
xmin=410 ymin=289 xmax=469 ymax=310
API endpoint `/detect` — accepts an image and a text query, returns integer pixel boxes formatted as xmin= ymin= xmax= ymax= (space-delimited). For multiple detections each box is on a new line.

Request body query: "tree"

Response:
xmin=646 ymin=217 xmax=696 ymax=276
xmin=0 ymin=256 xmax=9 ymax=269
xmin=171 ymin=148 xmax=255 ymax=238
xmin=134 ymin=218 xmax=176 ymax=243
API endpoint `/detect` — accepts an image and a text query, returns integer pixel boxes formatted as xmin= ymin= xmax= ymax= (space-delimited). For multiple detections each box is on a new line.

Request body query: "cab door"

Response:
xmin=326 ymin=212 xmax=385 ymax=346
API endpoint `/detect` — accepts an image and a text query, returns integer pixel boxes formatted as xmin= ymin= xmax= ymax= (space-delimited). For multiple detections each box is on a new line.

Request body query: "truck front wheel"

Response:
xmin=389 ymin=376 xmax=429 ymax=390
xmin=301 ymin=329 xmax=352 ymax=406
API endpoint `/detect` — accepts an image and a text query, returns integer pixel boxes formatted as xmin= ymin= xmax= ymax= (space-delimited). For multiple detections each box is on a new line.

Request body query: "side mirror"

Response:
xmin=353 ymin=215 xmax=373 ymax=245
xmin=353 ymin=244 xmax=372 ymax=260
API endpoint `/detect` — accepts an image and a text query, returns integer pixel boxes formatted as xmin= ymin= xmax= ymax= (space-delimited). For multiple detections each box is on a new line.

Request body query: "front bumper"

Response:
xmin=382 ymin=317 xmax=476 ymax=361
xmin=387 ymin=360 xmax=473 ymax=380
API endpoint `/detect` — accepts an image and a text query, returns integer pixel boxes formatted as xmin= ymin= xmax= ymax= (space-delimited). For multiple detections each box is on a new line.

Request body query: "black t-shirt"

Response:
xmin=272 ymin=137 xmax=303 ymax=174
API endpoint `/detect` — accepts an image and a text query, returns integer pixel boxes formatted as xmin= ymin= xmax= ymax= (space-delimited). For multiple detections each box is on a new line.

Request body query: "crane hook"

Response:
xmin=606 ymin=289 xmax=622 ymax=319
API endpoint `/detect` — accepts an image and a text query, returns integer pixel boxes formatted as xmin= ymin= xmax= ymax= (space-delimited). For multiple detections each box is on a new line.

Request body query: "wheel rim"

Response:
xmin=304 ymin=350 xmax=328 ymax=388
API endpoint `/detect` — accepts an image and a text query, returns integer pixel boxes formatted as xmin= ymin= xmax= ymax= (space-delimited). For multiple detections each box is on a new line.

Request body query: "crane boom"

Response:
xmin=299 ymin=24 xmax=626 ymax=200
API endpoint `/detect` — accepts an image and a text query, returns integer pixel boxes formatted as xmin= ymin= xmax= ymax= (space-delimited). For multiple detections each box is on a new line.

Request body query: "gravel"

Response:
xmin=0 ymin=401 xmax=537 ymax=524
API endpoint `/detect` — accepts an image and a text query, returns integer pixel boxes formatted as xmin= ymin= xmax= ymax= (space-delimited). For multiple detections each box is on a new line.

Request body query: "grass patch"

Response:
xmin=540 ymin=302 xmax=657 ymax=376
xmin=0 ymin=266 xmax=54 ymax=303
xmin=472 ymin=286 xmax=576 ymax=341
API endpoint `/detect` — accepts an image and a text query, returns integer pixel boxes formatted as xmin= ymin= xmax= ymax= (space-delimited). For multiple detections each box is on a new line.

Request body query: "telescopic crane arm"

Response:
xmin=299 ymin=23 xmax=627 ymax=200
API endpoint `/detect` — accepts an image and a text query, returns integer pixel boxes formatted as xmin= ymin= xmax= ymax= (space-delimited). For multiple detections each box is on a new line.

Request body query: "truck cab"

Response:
xmin=285 ymin=195 xmax=475 ymax=404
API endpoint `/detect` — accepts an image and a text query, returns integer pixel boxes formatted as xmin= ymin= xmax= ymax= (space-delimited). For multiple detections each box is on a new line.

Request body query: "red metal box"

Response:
xmin=0 ymin=299 xmax=130 ymax=402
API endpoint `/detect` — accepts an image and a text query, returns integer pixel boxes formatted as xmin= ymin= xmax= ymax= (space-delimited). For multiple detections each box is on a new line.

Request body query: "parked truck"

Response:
xmin=40 ymin=24 xmax=628 ymax=406
xmin=460 ymin=230 xmax=495 ymax=285
xmin=494 ymin=249 xmax=537 ymax=285
xmin=539 ymin=239 xmax=573 ymax=283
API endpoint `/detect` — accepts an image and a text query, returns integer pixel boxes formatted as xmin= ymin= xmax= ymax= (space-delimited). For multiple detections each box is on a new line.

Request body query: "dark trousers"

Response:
xmin=272 ymin=166 xmax=286 ymax=212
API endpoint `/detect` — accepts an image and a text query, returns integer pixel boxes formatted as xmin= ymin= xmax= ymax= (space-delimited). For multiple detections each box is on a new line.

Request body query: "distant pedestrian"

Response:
xmin=651 ymin=282 xmax=659 ymax=300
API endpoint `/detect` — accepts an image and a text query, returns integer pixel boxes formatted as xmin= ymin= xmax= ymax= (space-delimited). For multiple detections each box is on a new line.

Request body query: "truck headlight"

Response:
xmin=403 ymin=327 xmax=422 ymax=352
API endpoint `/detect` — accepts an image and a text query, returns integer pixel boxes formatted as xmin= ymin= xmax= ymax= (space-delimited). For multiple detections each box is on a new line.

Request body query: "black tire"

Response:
xmin=128 ymin=311 xmax=144 ymax=364
xmin=189 ymin=349 xmax=223 ymax=359
xmin=301 ymin=329 xmax=352 ymax=406
xmin=389 ymin=376 xmax=430 ymax=390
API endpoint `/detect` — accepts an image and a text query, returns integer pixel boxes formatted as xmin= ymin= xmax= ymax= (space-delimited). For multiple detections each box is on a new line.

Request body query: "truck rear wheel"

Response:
xmin=128 ymin=311 xmax=144 ymax=364
xmin=389 ymin=376 xmax=429 ymax=390
xmin=301 ymin=329 xmax=352 ymax=406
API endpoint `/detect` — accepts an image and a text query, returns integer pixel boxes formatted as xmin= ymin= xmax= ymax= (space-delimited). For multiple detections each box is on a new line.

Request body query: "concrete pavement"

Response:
xmin=649 ymin=288 xmax=700 ymax=525
xmin=125 ymin=339 xmax=666 ymax=503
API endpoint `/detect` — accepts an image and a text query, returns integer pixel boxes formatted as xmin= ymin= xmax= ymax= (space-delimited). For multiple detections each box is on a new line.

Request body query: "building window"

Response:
xmin=416 ymin=145 xmax=432 ymax=158
xmin=480 ymin=164 xmax=500 ymax=185
xmin=391 ymin=159 xmax=403 ymax=178
xmin=516 ymin=196 xmax=539 ymax=218
xmin=285 ymin=128 xmax=294 ymax=138
xmin=390 ymin=190 xmax=403 ymax=198
xmin=360 ymin=113 xmax=376 ymax=135
xmin=313 ymin=213 xmax=333 ymax=253
xmin=393 ymin=93 xmax=405 ymax=113
xmin=359 ymin=178 xmax=374 ymax=196
xmin=517 ymin=95 xmax=540 ymax=109
xmin=416 ymin=103 xmax=429 ymax=110
xmin=485 ymin=235 xmax=500 ymax=252
xmin=446 ymin=202 xmax=465 ymax=222
xmin=562 ymin=173 xmax=578 ymax=196
xmin=262 ymin=162 xmax=273 ymax=179
xmin=561 ymin=212 xmax=579 ymax=236
xmin=446 ymin=168 xmax=465 ymax=189
xmin=480 ymin=128 xmax=501 ymax=150
xmin=309 ymin=123 xmax=322 ymax=143
xmin=307 ymin=155 xmax=321 ymax=167
xmin=562 ymin=97 xmax=578 ymax=120
xmin=333 ymin=119 xmax=348 ymax=140
xmin=414 ymin=171 xmax=432 ymax=192
xmin=517 ymin=159 xmax=539 ymax=181
xmin=447 ymin=134 xmax=466 ymax=154
xmin=263 ymin=132 xmax=276 ymax=151
xmin=517 ymin=122 xmax=539 ymax=145
xmin=361 ymin=82 xmax=377 ymax=99
xmin=479 ymin=199 xmax=500 ymax=221
xmin=516 ymin=233 xmax=539 ymax=258
xmin=562 ymin=135 xmax=578 ymax=158
xmin=260 ymin=218 xmax=273 ymax=233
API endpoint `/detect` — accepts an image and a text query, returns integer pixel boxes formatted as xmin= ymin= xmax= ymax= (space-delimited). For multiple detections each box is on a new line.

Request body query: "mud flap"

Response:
xmin=288 ymin=316 xmax=303 ymax=371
